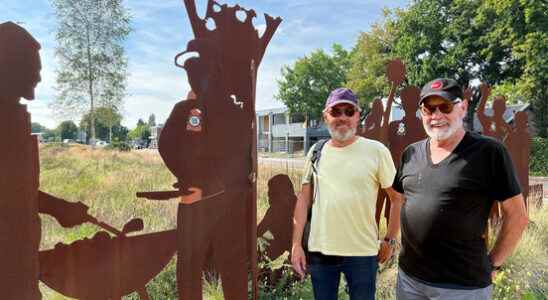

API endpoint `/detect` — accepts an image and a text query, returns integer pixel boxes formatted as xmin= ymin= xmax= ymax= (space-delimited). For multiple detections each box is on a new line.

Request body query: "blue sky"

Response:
xmin=2 ymin=0 xmax=409 ymax=129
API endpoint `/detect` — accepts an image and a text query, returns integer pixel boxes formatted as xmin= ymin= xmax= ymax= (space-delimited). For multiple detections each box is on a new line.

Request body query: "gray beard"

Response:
xmin=425 ymin=117 xmax=463 ymax=141
xmin=328 ymin=125 xmax=356 ymax=142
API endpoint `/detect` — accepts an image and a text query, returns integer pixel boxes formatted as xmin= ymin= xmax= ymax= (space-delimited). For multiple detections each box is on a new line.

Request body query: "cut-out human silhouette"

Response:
xmin=477 ymin=83 xmax=512 ymax=141
xmin=257 ymin=174 xmax=297 ymax=288
xmin=137 ymin=1 xmax=281 ymax=299
xmin=504 ymin=111 xmax=530 ymax=208
xmin=0 ymin=21 xmax=91 ymax=300
xmin=477 ymin=83 xmax=514 ymax=221
xmin=363 ymin=59 xmax=409 ymax=227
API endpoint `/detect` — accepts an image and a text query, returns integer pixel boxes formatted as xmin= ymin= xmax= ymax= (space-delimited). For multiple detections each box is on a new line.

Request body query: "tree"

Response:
xmin=148 ymin=113 xmax=156 ymax=127
xmin=80 ymin=106 xmax=127 ymax=142
xmin=128 ymin=119 xmax=151 ymax=146
xmin=388 ymin=0 xmax=547 ymax=133
xmin=31 ymin=122 xmax=47 ymax=133
xmin=346 ymin=10 xmax=398 ymax=109
xmin=57 ymin=120 xmax=78 ymax=140
xmin=49 ymin=0 xmax=131 ymax=143
xmin=276 ymin=44 xmax=350 ymax=121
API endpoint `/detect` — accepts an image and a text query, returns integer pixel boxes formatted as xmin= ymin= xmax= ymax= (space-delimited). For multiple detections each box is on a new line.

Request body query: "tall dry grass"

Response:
xmin=37 ymin=144 xmax=547 ymax=299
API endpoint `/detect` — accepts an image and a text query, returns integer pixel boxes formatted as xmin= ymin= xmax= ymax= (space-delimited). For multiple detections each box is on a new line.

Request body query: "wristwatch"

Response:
xmin=383 ymin=237 xmax=397 ymax=248
xmin=489 ymin=256 xmax=502 ymax=271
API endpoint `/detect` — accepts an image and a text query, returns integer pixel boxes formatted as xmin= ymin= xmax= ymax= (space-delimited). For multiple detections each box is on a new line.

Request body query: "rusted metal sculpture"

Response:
xmin=362 ymin=59 xmax=409 ymax=226
xmin=0 ymin=21 xmax=94 ymax=300
xmin=257 ymin=174 xmax=297 ymax=288
xmin=137 ymin=1 xmax=281 ymax=299
xmin=505 ymin=111 xmax=530 ymax=207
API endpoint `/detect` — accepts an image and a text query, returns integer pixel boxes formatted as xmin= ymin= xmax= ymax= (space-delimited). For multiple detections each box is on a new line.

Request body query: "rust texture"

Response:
xmin=138 ymin=1 xmax=281 ymax=299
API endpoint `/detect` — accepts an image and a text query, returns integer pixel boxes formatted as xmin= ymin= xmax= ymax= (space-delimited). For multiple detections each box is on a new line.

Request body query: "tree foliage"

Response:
xmin=49 ymin=0 xmax=131 ymax=142
xmin=389 ymin=0 xmax=547 ymax=135
xmin=346 ymin=11 xmax=398 ymax=109
xmin=57 ymin=120 xmax=78 ymax=140
xmin=275 ymin=44 xmax=350 ymax=120
xmin=80 ymin=106 xmax=127 ymax=142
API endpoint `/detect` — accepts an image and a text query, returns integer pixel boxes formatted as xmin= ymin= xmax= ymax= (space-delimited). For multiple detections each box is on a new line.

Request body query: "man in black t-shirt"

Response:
xmin=392 ymin=78 xmax=528 ymax=299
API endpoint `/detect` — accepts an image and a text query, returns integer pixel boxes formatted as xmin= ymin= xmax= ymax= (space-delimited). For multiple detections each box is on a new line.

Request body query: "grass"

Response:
xmin=37 ymin=144 xmax=547 ymax=299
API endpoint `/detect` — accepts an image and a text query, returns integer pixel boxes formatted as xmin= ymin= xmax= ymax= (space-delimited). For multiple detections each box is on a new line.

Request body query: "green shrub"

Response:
xmin=530 ymin=137 xmax=548 ymax=176
xmin=107 ymin=140 xmax=132 ymax=152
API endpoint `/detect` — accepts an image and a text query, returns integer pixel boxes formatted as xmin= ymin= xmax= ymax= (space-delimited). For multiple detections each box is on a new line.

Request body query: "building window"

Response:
xmin=273 ymin=113 xmax=286 ymax=125
xmin=289 ymin=113 xmax=305 ymax=123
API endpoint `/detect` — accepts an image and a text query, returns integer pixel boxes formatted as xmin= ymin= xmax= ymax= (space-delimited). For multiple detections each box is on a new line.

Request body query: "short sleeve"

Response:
xmin=488 ymin=142 xmax=522 ymax=202
xmin=392 ymin=146 xmax=409 ymax=193
xmin=301 ymin=145 xmax=315 ymax=185
xmin=377 ymin=144 xmax=397 ymax=189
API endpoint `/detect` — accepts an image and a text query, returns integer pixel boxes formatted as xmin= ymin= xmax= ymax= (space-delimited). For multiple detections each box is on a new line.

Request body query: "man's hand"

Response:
xmin=291 ymin=244 xmax=307 ymax=280
xmin=377 ymin=240 xmax=393 ymax=263
xmin=56 ymin=201 xmax=90 ymax=228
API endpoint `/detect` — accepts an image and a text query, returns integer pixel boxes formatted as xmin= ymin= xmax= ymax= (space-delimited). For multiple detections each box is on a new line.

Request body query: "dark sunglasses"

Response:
xmin=420 ymin=100 xmax=461 ymax=115
xmin=329 ymin=107 xmax=357 ymax=118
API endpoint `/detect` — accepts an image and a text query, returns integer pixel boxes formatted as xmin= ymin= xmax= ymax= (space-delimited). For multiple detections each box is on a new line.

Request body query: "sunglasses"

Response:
xmin=328 ymin=107 xmax=357 ymax=118
xmin=420 ymin=100 xmax=461 ymax=116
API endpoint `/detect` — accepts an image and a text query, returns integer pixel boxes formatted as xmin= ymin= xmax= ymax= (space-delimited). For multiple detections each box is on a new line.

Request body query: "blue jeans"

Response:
xmin=308 ymin=252 xmax=378 ymax=300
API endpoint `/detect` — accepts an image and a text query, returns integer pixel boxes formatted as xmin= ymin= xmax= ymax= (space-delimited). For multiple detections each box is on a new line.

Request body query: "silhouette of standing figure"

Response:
xmin=135 ymin=2 xmax=281 ymax=299
xmin=362 ymin=98 xmax=384 ymax=141
xmin=369 ymin=59 xmax=408 ymax=226
xmin=505 ymin=111 xmax=530 ymax=209
xmin=477 ymin=83 xmax=512 ymax=141
xmin=477 ymin=83 xmax=513 ymax=221
xmin=0 ymin=22 xmax=89 ymax=300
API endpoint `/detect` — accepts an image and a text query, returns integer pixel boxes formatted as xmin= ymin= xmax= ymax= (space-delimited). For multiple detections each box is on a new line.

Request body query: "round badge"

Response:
xmin=189 ymin=115 xmax=201 ymax=127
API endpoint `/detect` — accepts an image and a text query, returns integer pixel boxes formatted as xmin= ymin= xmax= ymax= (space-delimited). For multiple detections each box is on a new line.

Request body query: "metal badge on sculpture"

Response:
xmin=186 ymin=108 xmax=202 ymax=132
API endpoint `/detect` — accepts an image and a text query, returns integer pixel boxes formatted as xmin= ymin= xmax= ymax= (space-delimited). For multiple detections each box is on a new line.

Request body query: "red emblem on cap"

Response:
xmin=431 ymin=81 xmax=443 ymax=89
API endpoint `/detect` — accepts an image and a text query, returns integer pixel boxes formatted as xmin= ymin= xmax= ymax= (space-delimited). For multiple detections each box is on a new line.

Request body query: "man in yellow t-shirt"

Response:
xmin=291 ymin=88 xmax=403 ymax=300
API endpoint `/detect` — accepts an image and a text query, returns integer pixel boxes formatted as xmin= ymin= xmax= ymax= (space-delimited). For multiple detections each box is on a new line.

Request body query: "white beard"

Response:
xmin=425 ymin=117 xmax=463 ymax=141
xmin=328 ymin=124 xmax=356 ymax=142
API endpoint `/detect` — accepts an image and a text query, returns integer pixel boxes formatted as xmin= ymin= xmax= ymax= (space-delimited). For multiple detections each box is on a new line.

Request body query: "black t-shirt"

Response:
xmin=393 ymin=131 xmax=521 ymax=288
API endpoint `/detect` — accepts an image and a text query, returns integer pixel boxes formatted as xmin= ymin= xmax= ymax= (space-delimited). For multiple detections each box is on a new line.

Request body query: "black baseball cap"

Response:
xmin=419 ymin=78 xmax=463 ymax=106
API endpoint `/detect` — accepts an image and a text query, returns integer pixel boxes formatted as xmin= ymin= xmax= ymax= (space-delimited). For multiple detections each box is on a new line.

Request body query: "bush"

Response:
xmin=530 ymin=137 xmax=548 ymax=176
xmin=108 ymin=140 xmax=132 ymax=152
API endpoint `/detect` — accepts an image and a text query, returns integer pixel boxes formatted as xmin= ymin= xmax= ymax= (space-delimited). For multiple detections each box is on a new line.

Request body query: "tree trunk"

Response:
xmin=86 ymin=25 xmax=96 ymax=145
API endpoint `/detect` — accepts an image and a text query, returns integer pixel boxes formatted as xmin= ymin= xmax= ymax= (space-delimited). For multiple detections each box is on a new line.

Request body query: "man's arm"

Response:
xmin=489 ymin=194 xmax=528 ymax=268
xmin=291 ymin=183 xmax=312 ymax=279
xmin=378 ymin=187 xmax=404 ymax=263
xmin=38 ymin=191 xmax=90 ymax=228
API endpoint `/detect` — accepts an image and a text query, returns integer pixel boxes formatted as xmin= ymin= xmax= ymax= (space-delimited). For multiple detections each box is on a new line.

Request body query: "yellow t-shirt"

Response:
xmin=302 ymin=137 xmax=396 ymax=256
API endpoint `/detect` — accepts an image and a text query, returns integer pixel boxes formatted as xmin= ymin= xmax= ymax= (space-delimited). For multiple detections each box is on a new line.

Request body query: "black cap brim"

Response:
xmin=419 ymin=91 xmax=460 ymax=105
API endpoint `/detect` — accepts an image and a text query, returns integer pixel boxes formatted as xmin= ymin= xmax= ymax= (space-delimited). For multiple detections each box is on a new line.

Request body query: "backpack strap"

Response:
xmin=311 ymin=139 xmax=329 ymax=175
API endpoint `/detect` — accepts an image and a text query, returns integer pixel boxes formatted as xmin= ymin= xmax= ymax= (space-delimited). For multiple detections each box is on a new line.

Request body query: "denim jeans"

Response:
xmin=308 ymin=252 xmax=378 ymax=300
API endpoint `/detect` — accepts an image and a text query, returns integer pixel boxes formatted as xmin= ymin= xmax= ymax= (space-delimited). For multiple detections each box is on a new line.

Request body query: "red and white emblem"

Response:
xmin=431 ymin=80 xmax=443 ymax=89
xmin=186 ymin=108 xmax=202 ymax=132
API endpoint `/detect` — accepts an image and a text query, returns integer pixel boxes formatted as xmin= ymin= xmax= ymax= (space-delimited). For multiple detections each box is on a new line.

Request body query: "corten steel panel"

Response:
xmin=1 ymin=22 xmax=177 ymax=300
xmin=0 ymin=21 xmax=46 ymax=300
xmin=137 ymin=1 xmax=281 ymax=299
xmin=257 ymin=175 xmax=297 ymax=288
xmin=478 ymin=84 xmax=530 ymax=216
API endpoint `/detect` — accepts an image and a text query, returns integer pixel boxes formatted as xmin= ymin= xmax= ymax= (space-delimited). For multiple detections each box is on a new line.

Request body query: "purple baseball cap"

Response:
xmin=323 ymin=88 xmax=360 ymax=112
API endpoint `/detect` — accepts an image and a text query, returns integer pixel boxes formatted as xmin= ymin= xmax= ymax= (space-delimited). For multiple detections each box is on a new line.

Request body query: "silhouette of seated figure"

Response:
xmin=257 ymin=174 xmax=297 ymax=288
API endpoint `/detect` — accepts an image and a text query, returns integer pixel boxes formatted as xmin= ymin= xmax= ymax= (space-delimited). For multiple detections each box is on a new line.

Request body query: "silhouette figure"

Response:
xmin=365 ymin=59 xmax=409 ymax=226
xmin=0 ymin=22 xmax=90 ymax=300
xmin=505 ymin=111 xmax=530 ymax=208
xmin=477 ymin=84 xmax=512 ymax=141
xmin=137 ymin=2 xmax=281 ymax=299
xmin=257 ymin=175 xmax=297 ymax=288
